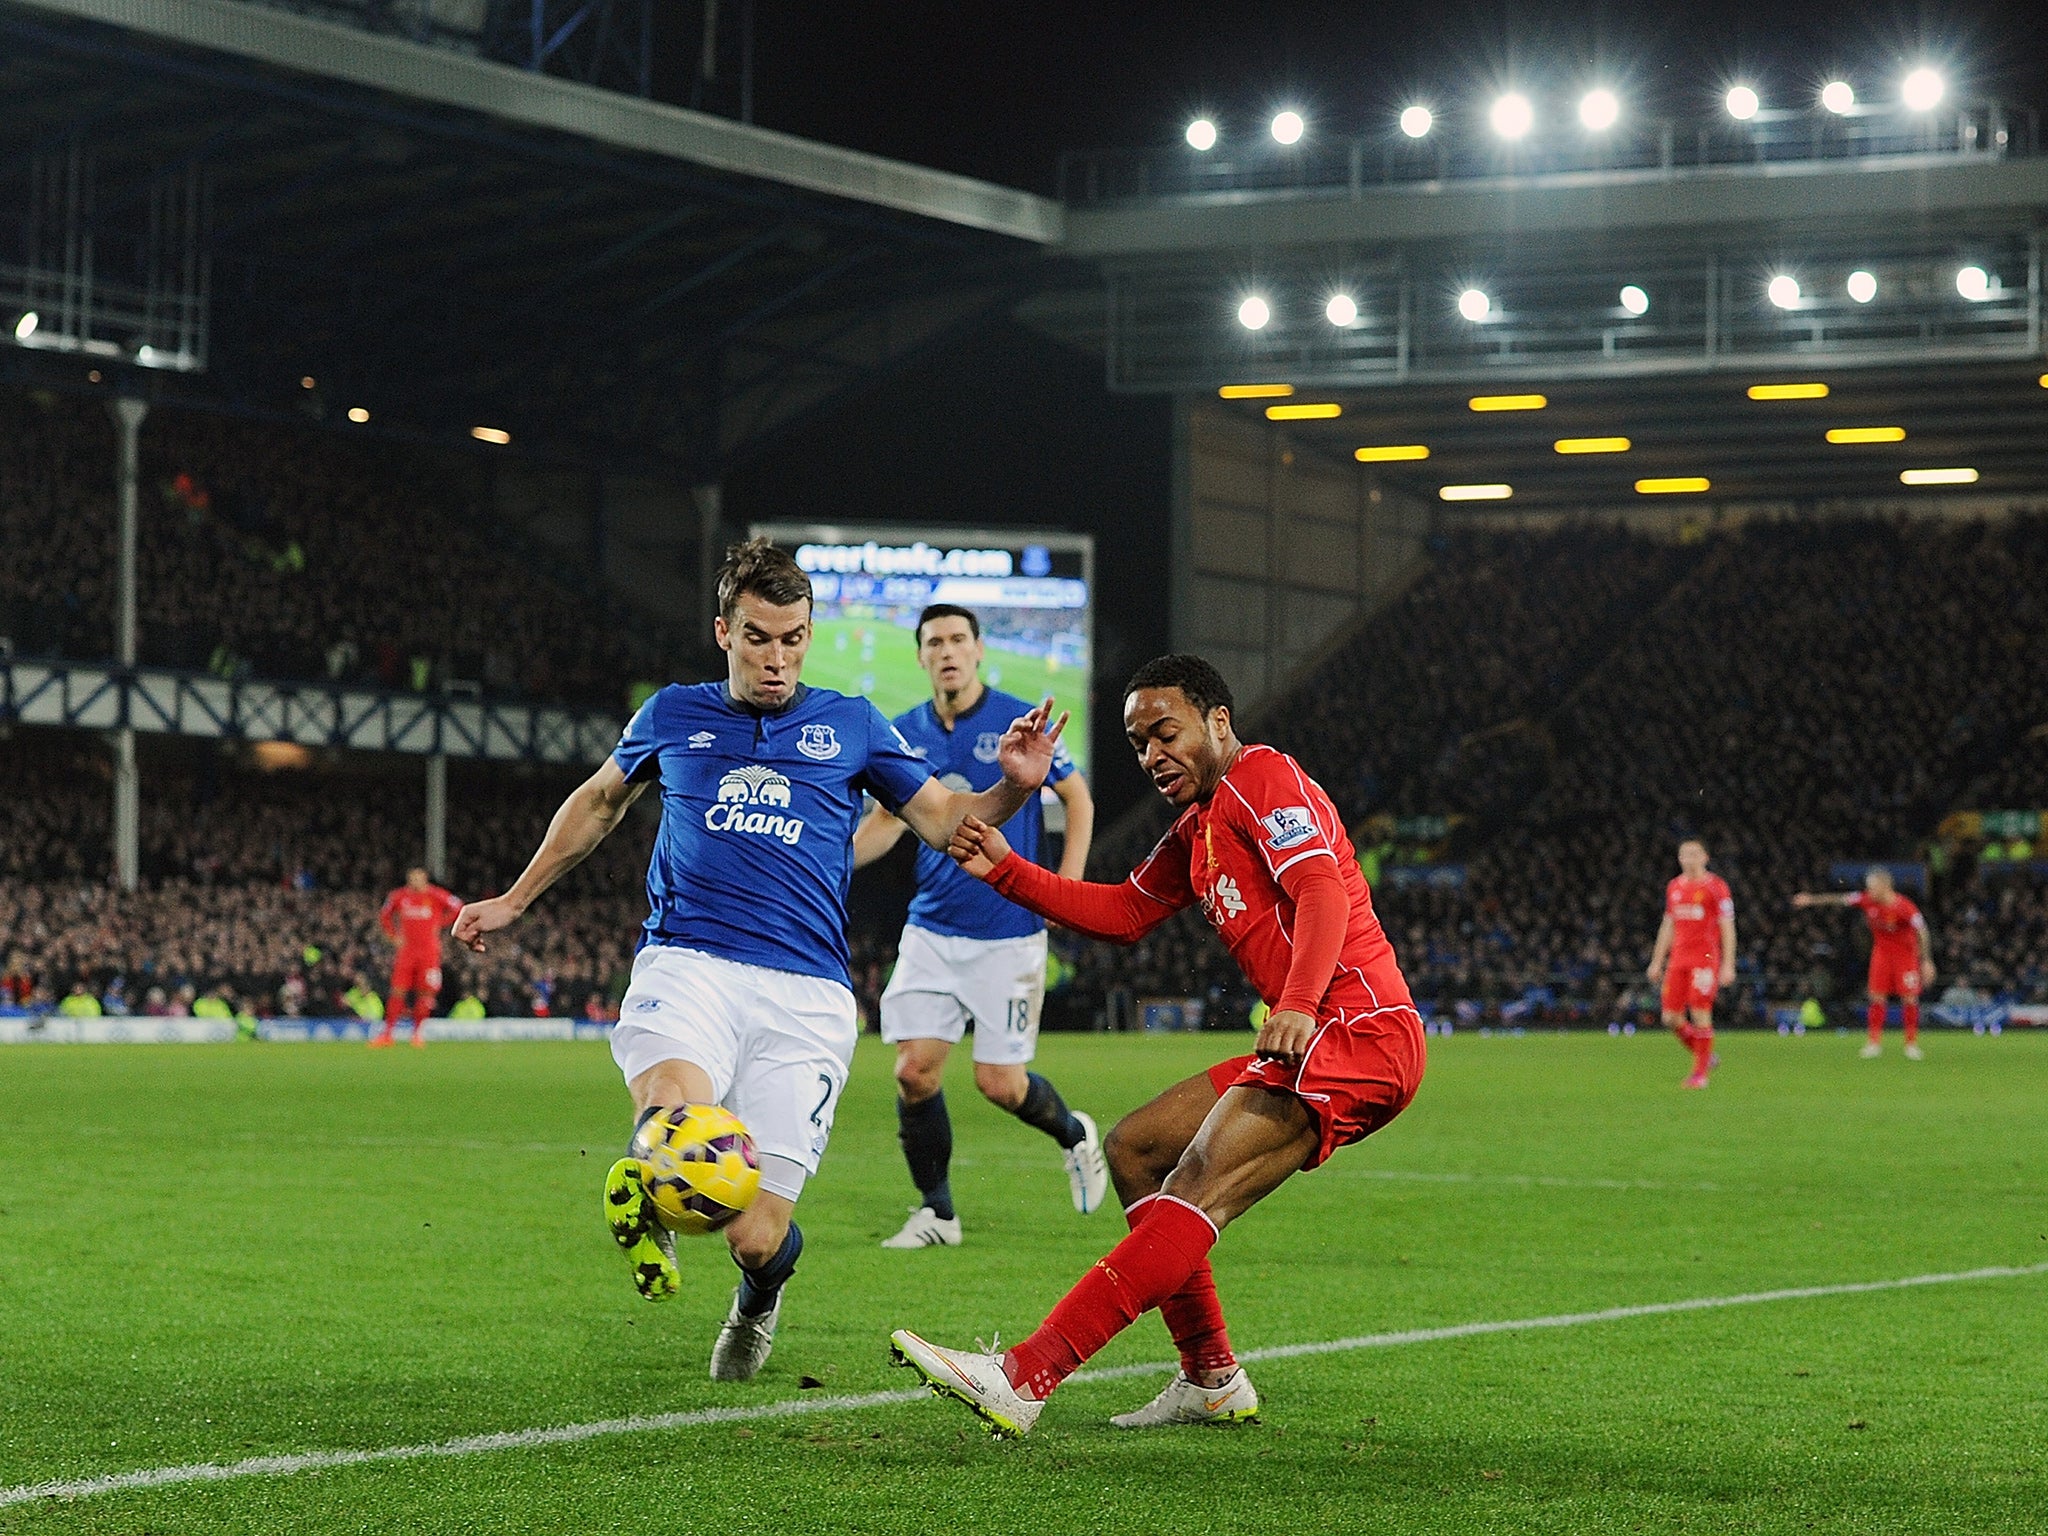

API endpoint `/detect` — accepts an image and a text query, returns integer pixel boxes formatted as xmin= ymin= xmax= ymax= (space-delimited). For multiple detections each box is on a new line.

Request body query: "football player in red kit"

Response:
xmin=1792 ymin=868 xmax=1935 ymax=1060
xmin=1645 ymin=839 xmax=1737 ymax=1089
xmin=889 ymin=653 xmax=1425 ymax=1436
xmin=372 ymin=867 xmax=463 ymax=1048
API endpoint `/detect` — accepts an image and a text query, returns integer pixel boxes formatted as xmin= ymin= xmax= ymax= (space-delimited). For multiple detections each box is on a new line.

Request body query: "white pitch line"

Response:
xmin=6 ymin=1259 xmax=2044 ymax=1510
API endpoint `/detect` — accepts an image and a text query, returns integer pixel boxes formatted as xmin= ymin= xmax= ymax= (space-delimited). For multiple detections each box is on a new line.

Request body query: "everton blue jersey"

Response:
xmin=894 ymin=686 xmax=1076 ymax=942
xmin=614 ymin=682 xmax=931 ymax=989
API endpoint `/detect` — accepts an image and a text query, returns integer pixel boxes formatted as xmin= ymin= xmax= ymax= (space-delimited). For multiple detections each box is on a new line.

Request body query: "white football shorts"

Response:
xmin=610 ymin=946 xmax=857 ymax=1201
xmin=880 ymin=925 xmax=1047 ymax=1067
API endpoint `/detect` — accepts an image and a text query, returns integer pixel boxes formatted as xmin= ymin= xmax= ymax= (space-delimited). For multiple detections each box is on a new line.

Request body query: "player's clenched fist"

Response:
xmin=1254 ymin=1007 xmax=1317 ymax=1065
xmin=947 ymin=816 xmax=1012 ymax=879
xmin=451 ymin=895 xmax=523 ymax=954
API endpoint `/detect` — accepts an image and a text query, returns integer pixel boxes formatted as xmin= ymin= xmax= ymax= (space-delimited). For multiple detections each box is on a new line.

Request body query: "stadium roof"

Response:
xmin=0 ymin=0 xmax=1063 ymax=474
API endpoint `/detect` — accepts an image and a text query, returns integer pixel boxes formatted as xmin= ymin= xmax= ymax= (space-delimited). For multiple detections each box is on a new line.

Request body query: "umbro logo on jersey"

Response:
xmin=796 ymin=723 xmax=842 ymax=760
xmin=704 ymin=765 xmax=805 ymax=845
xmin=1260 ymin=806 xmax=1317 ymax=851
xmin=1203 ymin=874 xmax=1248 ymax=927
xmin=687 ymin=731 xmax=717 ymax=749
xmin=973 ymin=730 xmax=1003 ymax=764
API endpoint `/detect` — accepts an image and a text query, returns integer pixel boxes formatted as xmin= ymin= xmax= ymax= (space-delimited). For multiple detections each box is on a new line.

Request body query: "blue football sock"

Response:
xmin=896 ymin=1090 xmax=956 ymax=1221
xmin=734 ymin=1221 xmax=802 ymax=1317
xmin=1014 ymin=1072 xmax=1086 ymax=1150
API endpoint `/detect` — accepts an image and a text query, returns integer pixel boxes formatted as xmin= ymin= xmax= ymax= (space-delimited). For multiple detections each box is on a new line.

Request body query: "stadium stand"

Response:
xmin=0 ymin=388 xmax=688 ymax=709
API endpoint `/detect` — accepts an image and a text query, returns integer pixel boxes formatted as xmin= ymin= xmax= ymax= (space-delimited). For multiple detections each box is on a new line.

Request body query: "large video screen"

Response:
xmin=752 ymin=525 xmax=1094 ymax=774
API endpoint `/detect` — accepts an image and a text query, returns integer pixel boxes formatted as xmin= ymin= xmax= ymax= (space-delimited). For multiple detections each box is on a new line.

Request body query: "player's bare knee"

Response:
xmin=1104 ymin=1117 xmax=1173 ymax=1197
xmin=893 ymin=1058 xmax=943 ymax=1103
xmin=973 ymin=1061 xmax=1026 ymax=1110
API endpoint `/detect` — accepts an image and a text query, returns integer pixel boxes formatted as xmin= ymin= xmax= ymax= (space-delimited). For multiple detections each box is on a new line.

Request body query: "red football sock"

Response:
xmin=1125 ymin=1195 xmax=1236 ymax=1378
xmin=411 ymin=994 xmax=434 ymax=1032
xmin=1690 ymin=1026 xmax=1715 ymax=1074
xmin=1903 ymin=1002 xmax=1919 ymax=1045
xmin=383 ymin=992 xmax=405 ymax=1027
xmin=1867 ymin=1001 xmax=1885 ymax=1043
xmin=1004 ymin=1197 xmax=1219 ymax=1399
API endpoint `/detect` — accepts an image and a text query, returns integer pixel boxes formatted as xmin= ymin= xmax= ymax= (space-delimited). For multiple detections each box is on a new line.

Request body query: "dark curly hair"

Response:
xmin=1124 ymin=653 xmax=1234 ymax=719
xmin=717 ymin=537 xmax=812 ymax=622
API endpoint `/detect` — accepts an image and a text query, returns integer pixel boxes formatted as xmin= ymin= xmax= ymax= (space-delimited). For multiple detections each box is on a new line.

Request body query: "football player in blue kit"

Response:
xmin=453 ymin=539 xmax=1066 ymax=1383
xmin=852 ymin=605 xmax=1106 ymax=1248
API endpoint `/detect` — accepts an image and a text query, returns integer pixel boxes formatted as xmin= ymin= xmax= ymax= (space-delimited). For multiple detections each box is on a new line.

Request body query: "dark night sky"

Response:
xmin=716 ymin=4 xmax=2042 ymax=818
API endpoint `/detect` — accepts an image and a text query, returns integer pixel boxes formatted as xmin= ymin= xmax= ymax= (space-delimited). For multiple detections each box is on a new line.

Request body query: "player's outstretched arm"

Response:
xmin=851 ymin=803 xmax=909 ymax=869
xmin=896 ymin=697 xmax=1070 ymax=851
xmin=948 ymin=816 xmax=1180 ymax=944
xmin=1790 ymin=891 xmax=1854 ymax=908
xmin=452 ymin=759 xmax=646 ymax=953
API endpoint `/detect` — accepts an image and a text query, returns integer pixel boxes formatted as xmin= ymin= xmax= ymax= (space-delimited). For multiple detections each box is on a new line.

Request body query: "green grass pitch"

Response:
xmin=3 ymin=1031 xmax=2045 ymax=1533
xmin=804 ymin=615 xmax=1090 ymax=773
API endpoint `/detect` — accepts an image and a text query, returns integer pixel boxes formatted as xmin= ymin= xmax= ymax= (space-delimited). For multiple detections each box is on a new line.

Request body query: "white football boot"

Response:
xmin=1064 ymin=1111 xmax=1110 ymax=1214
xmin=889 ymin=1329 xmax=1043 ymax=1438
xmin=1110 ymin=1366 xmax=1261 ymax=1428
xmin=708 ymin=1291 xmax=780 ymax=1383
xmin=1860 ymin=1042 xmax=1883 ymax=1059
xmin=881 ymin=1206 xmax=964 ymax=1249
xmin=1903 ymin=1043 xmax=1925 ymax=1061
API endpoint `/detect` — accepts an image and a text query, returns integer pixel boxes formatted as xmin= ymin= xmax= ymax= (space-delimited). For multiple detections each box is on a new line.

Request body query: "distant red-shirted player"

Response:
xmin=1645 ymin=839 xmax=1737 ymax=1090
xmin=373 ymin=867 xmax=462 ymax=1048
xmin=889 ymin=653 xmax=1425 ymax=1436
xmin=1792 ymin=868 xmax=1935 ymax=1060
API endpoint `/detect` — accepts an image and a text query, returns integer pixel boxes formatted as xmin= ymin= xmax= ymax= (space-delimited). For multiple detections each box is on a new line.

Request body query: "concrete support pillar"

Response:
xmin=425 ymin=751 xmax=447 ymax=882
xmin=110 ymin=396 xmax=148 ymax=893
xmin=692 ymin=482 xmax=724 ymax=637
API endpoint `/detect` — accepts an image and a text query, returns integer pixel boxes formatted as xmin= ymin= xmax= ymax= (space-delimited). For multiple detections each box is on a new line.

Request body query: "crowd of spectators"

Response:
xmin=0 ymin=387 xmax=690 ymax=711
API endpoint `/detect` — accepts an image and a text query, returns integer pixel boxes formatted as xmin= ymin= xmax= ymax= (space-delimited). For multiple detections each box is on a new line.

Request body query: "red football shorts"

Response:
xmin=390 ymin=949 xmax=443 ymax=997
xmin=1208 ymin=985 xmax=1426 ymax=1170
xmin=1867 ymin=949 xmax=1922 ymax=999
xmin=1660 ymin=960 xmax=1719 ymax=1014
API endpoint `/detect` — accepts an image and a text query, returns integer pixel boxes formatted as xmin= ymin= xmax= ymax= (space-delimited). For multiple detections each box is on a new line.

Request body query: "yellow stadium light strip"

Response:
xmin=470 ymin=426 xmax=512 ymax=444
xmin=1439 ymin=483 xmax=1513 ymax=501
xmin=1219 ymin=383 xmax=1295 ymax=399
xmin=1468 ymin=393 xmax=1548 ymax=412
xmin=1900 ymin=467 xmax=1979 ymax=486
xmin=1747 ymin=382 xmax=1830 ymax=400
xmin=1825 ymin=426 xmax=1906 ymax=444
xmin=2038 ymin=373 xmax=2048 ymax=389
xmin=1355 ymin=444 xmax=1431 ymax=463
xmin=1635 ymin=476 xmax=1711 ymax=495
xmin=1266 ymin=402 xmax=1343 ymax=421
xmin=1553 ymin=436 xmax=1631 ymax=454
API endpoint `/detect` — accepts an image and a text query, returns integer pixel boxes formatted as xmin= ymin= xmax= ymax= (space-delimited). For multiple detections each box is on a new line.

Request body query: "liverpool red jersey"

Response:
xmin=1664 ymin=873 xmax=1734 ymax=965
xmin=1848 ymin=891 xmax=1923 ymax=956
xmin=381 ymin=884 xmax=463 ymax=955
xmin=1125 ymin=744 xmax=1405 ymax=1011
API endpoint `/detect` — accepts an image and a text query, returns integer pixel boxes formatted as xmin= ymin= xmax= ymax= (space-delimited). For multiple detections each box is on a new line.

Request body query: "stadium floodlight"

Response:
xmin=1399 ymin=104 xmax=1434 ymax=138
xmin=1619 ymin=285 xmax=1650 ymax=316
xmin=1821 ymin=80 xmax=1855 ymax=114
xmin=1185 ymin=118 xmax=1219 ymax=151
xmin=1747 ymin=382 xmax=1830 ymax=400
xmin=12 ymin=310 xmax=37 ymax=341
xmin=1578 ymin=89 xmax=1621 ymax=131
xmin=1267 ymin=402 xmax=1342 ymax=420
xmin=1900 ymin=467 xmax=1978 ymax=485
xmin=347 ymin=406 xmax=371 ymax=424
xmin=1325 ymin=293 xmax=1359 ymax=327
xmin=1636 ymin=476 xmax=1711 ymax=494
xmin=471 ymin=426 xmax=511 ymax=445
xmin=300 ymin=375 xmax=316 ymax=389
xmin=1901 ymin=68 xmax=1945 ymax=112
xmin=1270 ymin=111 xmax=1305 ymax=145
xmin=1767 ymin=274 xmax=1802 ymax=310
xmin=1847 ymin=269 xmax=1878 ymax=303
xmin=1218 ymin=383 xmax=1293 ymax=399
xmin=1237 ymin=295 xmax=1272 ymax=330
xmin=1554 ymin=436 xmax=1632 ymax=454
xmin=1490 ymin=92 xmax=1535 ymax=140
xmin=1826 ymin=426 xmax=1906 ymax=444
xmin=1439 ymin=483 xmax=1513 ymax=501
xmin=1355 ymin=444 xmax=1431 ymax=462
xmin=1469 ymin=393 xmax=1548 ymax=412
xmin=1725 ymin=85 xmax=1761 ymax=121
xmin=1458 ymin=287 xmax=1492 ymax=322
xmin=1955 ymin=265 xmax=1992 ymax=301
